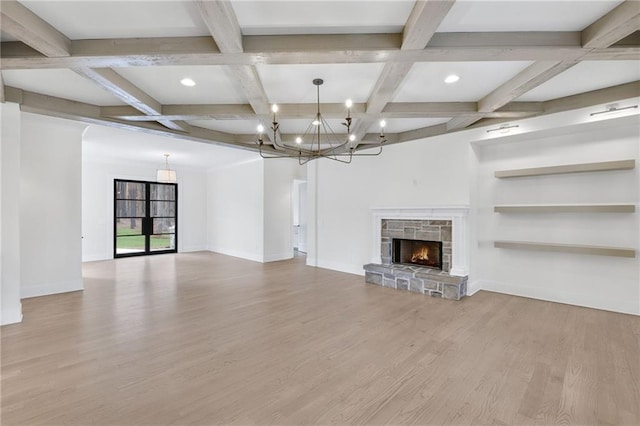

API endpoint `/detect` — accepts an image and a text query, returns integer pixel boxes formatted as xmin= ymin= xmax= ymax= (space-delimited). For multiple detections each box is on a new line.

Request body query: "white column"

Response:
xmin=1 ymin=103 xmax=23 ymax=324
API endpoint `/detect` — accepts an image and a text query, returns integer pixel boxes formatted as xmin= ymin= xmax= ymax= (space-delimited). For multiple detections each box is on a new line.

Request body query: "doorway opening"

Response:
xmin=292 ymin=179 xmax=307 ymax=255
xmin=114 ymin=179 xmax=177 ymax=258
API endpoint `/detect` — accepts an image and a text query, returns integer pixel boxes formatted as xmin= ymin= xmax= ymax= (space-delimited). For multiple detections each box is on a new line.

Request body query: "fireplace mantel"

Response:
xmin=371 ymin=206 xmax=469 ymax=276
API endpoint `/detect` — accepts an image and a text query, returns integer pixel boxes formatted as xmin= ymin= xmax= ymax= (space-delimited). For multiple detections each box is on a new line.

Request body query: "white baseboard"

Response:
xmin=315 ymin=260 xmax=365 ymax=276
xmin=207 ymin=247 xmax=264 ymax=263
xmin=467 ymin=279 xmax=485 ymax=296
xmin=181 ymin=245 xmax=208 ymax=253
xmin=263 ymin=252 xmax=294 ymax=262
xmin=21 ymin=279 xmax=84 ymax=299
xmin=82 ymin=253 xmax=110 ymax=262
xmin=481 ymin=280 xmax=639 ymax=316
xmin=1 ymin=303 xmax=23 ymax=325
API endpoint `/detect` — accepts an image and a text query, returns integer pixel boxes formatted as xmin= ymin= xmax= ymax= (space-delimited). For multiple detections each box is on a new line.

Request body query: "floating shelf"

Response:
xmin=494 ymin=241 xmax=636 ymax=258
xmin=494 ymin=204 xmax=636 ymax=213
xmin=495 ymin=159 xmax=635 ymax=178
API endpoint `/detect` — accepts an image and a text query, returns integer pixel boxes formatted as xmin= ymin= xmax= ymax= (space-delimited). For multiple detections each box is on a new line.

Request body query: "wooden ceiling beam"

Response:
xmin=0 ymin=73 xmax=5 ymax=103
xmin=195 ymin=0 xmax=243 ymax=53
xmin=446 ymin=60 xmax=580 ymax=131
xmin=101 ymin=101 xmax=543 ymax=123
xmin=478 ymin=61 xmax=580 ymax=113
xmin=5 ymin=81 xmax=635 ymax=152
xmin=446 ymin=0 xmax=640 ymax=132
xmin=402 ymin=0 xmax=457 ymax=49
xmin=73 ymin=67 xmax=186 ymax=132
xmin=582 ymin=0 xmax=640 ymax=48
xmin=4 ymin=86 xmax=255 ymax=151
xmin=425 ymin=81 xmax=640 ymax=140
xmin=0 ymin=0 xmax=70 ymax=57
xmin=351 ymin=0 xmax=456 ymax=142
xmin=3 ymin=43 xmax=637 ymax=71
xmin=196 ymin=0 xmax=272 ymax=141
xmin=543 ymin=80 xmax=640 ymax=115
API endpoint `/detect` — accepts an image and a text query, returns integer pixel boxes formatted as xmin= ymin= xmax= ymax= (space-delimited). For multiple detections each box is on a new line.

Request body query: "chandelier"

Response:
xmin=256 ymin=78 xmax=386 ymax=164
xmin=156 ymin=153 xmax=177 ymax=183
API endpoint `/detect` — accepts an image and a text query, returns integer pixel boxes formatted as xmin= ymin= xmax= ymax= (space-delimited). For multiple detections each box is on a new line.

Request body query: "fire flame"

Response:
xmin=411 ymin=247 xmax=429 ymax=262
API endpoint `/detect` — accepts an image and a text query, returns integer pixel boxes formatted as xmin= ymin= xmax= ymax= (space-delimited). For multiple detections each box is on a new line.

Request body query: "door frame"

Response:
xmin=113 ymin=179 xmax=178 ymax=258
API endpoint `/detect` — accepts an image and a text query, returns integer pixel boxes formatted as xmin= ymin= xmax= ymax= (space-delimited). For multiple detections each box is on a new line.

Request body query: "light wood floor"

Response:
xmin=2 ymin=252 xmax=639 ymax=425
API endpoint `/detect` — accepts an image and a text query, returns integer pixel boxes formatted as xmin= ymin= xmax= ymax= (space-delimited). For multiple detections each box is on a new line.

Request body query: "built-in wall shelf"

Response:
xmin=494 ymin=159 xmax=635 ymax=178
xmin=494 ymin=204 xmax=636 ymax=213
xmin=494 ymin=241 xmax=636 ymax=258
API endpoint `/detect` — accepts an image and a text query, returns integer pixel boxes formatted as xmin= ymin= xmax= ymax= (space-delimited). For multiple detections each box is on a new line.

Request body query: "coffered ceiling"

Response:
xmin=1 ymin=0 xmax=639 ymax=155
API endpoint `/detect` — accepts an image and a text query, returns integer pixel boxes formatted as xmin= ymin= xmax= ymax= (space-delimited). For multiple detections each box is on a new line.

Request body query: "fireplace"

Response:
xmin=363 ymin=207 xmax=469 ymax=300
xmin=392 ymin=238 xmax=443 ymax=269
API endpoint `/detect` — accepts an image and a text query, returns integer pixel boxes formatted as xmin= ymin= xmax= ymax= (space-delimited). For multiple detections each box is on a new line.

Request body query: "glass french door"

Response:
xmin=114 ymin=179 xmax=178 ymax=258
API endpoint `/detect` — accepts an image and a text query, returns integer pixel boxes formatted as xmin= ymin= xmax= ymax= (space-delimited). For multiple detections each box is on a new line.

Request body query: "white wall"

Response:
xmin=82 ymin=157 xmax=208 ymax=261
xmin=207 ymin=159 xmax=265 ymax=261
xmin=471 ymin=116 xmax=640 ymax=315
xmin=307 ymin=136 xmax=471 ymax=275
xmin=20 ymin=113 xmax=86 ymax=298
xmin=206 ymin=158 xmax=305 ymax=262
xmin=263 ymin=159 xmax=302 ymax=261
xmin=1 ymin=103 xmax=22 ymax=324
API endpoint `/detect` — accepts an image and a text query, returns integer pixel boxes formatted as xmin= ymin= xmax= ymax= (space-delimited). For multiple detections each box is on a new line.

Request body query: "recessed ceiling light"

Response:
xmin=444 ymin=74 xmax=460 ymax=84
xmin=180 ymin=78 xmax=196 ymax=87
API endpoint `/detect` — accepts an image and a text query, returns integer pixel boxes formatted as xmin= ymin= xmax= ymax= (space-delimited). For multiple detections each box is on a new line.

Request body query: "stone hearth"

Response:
xmin=363 ymin=207 xmax=469 ymax=301
xmin=363 ymin=263 xmax=467 ymax=300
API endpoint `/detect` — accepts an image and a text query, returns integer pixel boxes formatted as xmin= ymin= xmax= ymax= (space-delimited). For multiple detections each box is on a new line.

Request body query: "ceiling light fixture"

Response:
xmin=180 ymin=78 xmax=196 ymax=87
xmin=589 ymin=104 xmax=638 ymax=116
xmin=486 ymin=124 xmax=519 ymax=134
xmin=157 ymin=154 xmax=177 ymax=183
xmin=444 ymin=74 xmax=460 ymax=84
xmin=256 ymin=78 xmax=386 ymax=164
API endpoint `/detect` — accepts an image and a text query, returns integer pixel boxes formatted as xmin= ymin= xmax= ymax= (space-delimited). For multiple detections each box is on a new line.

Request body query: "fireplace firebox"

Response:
xmin=392 ymin=238 xmax=443 ymax=269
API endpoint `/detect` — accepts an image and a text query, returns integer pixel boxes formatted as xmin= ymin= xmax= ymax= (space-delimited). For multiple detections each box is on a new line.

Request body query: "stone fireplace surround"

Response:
xmin=363 ymin=207 xmax=469 ymax=300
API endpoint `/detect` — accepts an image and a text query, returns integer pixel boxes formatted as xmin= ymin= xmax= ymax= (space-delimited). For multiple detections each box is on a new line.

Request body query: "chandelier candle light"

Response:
xmin=157 ymin=153 xmax=177 ymax=183
xmin=257 ymin=78 xmax=386 ymax=164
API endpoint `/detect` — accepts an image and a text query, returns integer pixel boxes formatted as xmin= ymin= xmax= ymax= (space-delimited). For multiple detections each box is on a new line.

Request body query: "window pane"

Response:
xmin=150 ymin=234 xmax=175 ymax=251
xmin=151 ymin=201 xmax=175 ymax=218
xmin=116 ymin=200 xmax=146 ymax=218
xmin=116 ymin=218 xmax=142 ymax=236
xmin=153 ymin=218 xmax=175 ymax=234
xmin=150 ymin=184 xmax=175 ymax=201
xmin=116 ymin=236 xmax=145 ymax=254
xmin=116 ymin=181 xmax=145 ymax=200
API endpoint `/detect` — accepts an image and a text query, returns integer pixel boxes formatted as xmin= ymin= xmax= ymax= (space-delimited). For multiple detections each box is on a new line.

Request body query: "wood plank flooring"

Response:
xmin=2 ymin=252 xmax=639 ymax=425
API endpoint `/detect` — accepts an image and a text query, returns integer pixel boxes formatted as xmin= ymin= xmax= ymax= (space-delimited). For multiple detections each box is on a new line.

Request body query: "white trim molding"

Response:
xmin=371 ymin=206 xmax=470 ymax=277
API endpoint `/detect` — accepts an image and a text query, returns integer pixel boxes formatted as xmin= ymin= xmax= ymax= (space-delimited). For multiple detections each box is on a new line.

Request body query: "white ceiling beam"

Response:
xmin=0 ymin=0 xmax=70 ymax=57
xmin=73 ymin=67 xmax=186 ymax=132
xmin=582 ymin=0 xmax=640 ymax=48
